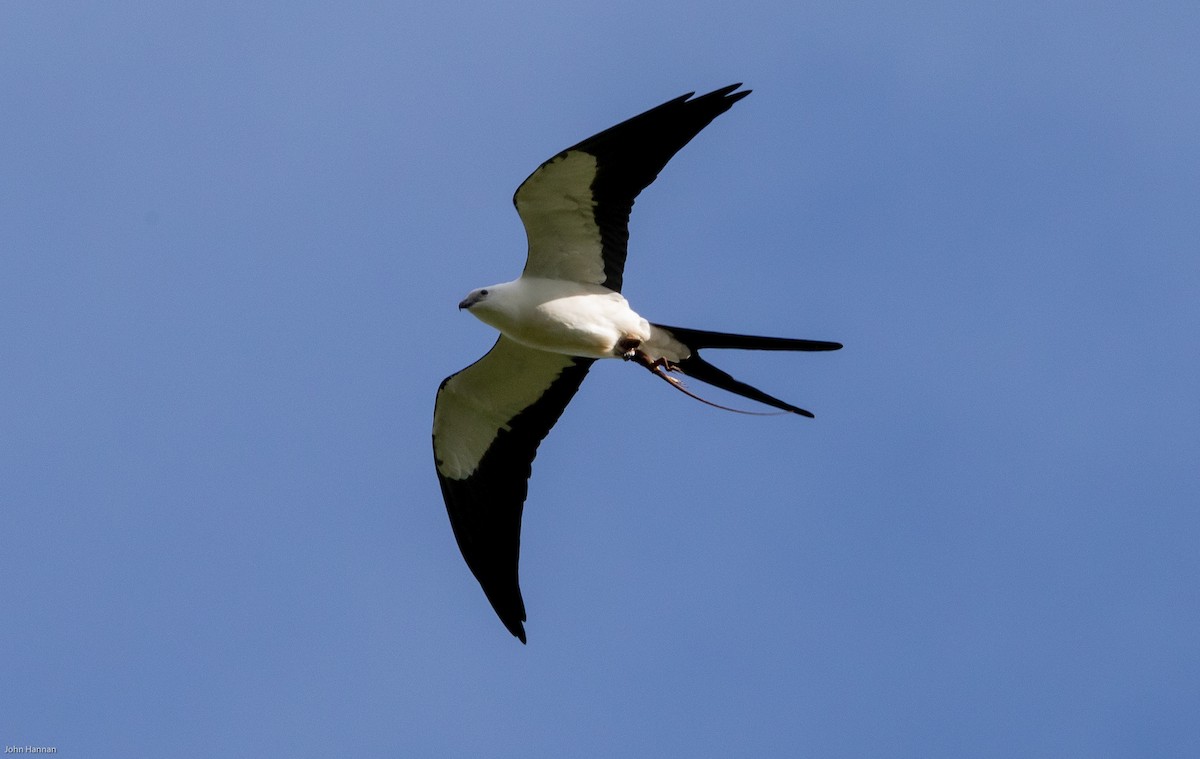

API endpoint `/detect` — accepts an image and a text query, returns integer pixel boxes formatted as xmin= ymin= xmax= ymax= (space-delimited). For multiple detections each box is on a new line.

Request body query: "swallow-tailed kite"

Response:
xmin=433 ymin=84 xmax=841 ymax=642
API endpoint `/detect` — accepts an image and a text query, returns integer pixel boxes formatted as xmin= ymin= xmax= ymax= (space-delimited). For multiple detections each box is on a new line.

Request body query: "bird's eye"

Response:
xmin=480 ymin=289 xmax=489 ymax=296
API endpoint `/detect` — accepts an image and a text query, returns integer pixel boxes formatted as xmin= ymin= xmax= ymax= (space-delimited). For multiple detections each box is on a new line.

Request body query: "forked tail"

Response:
xmin=646 ymin=323 xmax=842 ymax=417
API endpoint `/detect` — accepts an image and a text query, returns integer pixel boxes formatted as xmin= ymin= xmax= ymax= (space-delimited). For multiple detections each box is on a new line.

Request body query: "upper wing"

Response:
xmin=513 ymin=84 xmax=750 ymax=292
xmin=432 ymin=336 xmax=593 ymax=643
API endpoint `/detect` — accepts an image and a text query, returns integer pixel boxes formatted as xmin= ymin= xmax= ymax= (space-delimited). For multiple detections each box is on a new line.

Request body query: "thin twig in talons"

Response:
xmin=647 ymin=362 xmax=784 ymax=416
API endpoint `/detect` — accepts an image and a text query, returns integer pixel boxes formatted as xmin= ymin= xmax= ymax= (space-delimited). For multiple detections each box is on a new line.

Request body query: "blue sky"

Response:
xmin=3 ymin=1 xmax=1198 ymax=756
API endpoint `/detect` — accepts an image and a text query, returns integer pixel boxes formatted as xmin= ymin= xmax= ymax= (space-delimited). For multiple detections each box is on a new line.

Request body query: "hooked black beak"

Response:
xmin=459 ymin=291 xmax=485 ymax=310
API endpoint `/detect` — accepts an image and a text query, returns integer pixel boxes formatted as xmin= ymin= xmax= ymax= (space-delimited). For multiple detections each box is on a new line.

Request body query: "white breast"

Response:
xmin=469 ymin=277 xmax=651 ymax=359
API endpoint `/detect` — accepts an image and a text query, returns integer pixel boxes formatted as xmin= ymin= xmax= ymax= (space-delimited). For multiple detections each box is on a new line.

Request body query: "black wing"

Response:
xmin=514 ymin=84 xmax=750 ymax=292
xmin=432 ymin=337 xmax=593 ymax=642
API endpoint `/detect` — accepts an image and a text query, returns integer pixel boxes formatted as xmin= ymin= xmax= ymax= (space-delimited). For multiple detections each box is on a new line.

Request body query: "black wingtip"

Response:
xmin=494 ymin=598 xmax=528 ymax=643
xmin=492 ymin=599 xmax=529 ymax=643
xmin=722 ymin=82 xmax=751 ymax=100
xmin=495 ymin=606 xmax=527 ymax=643
xmin=699 ymin=83 xmax=751 ymax=106
xmin=506 ymin=614 xmax=528 ymax=643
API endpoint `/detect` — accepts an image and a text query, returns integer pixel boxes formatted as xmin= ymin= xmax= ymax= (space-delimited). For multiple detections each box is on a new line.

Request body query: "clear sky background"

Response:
xmin=3 ymin=2 xmax=1198 ymax=757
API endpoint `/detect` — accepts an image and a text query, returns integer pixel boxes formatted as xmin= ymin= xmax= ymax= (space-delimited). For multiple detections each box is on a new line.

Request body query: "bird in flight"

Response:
xmin=432 ymin=84 xmax=841 ymax=643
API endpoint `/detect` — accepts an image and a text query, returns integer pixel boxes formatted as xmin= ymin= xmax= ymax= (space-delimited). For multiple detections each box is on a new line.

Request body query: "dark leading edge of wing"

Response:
xmin=514 ymin=84 xmax=750 ymax=292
